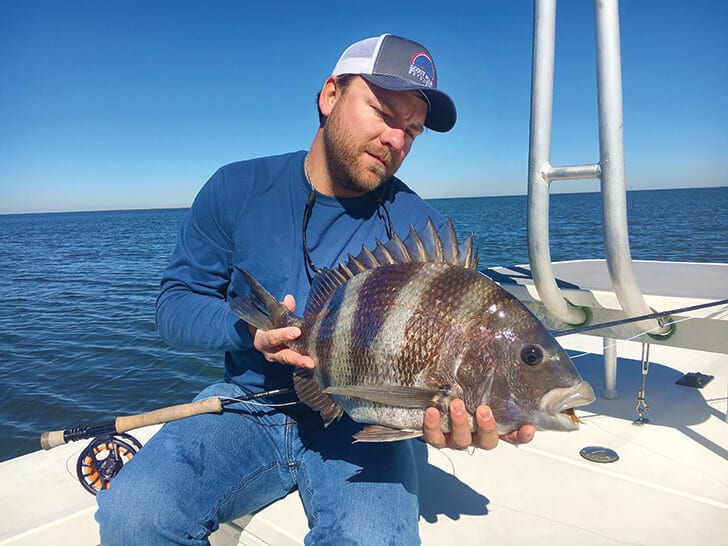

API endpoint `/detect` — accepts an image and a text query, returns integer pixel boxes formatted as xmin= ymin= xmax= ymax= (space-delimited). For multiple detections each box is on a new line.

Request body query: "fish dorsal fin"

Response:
xmin=305 ymin=267 xmax=351 ymax=319
xmin=303 ymin=217 xmax=478 ymax=318
xmin=398 ymin=218 xmax=478 ymax=269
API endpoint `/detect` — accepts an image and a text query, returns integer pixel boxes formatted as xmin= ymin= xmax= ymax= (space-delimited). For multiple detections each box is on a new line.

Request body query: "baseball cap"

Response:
xmin=331 ymin=34 xmax=457 ymax=132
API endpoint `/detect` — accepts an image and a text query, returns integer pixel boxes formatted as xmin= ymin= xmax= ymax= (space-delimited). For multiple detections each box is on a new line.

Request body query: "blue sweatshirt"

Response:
xmin=156 ymin=150 xmax=446 ymax=392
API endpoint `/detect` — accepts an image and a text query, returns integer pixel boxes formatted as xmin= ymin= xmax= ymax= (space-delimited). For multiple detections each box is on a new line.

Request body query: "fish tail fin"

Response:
xmin=230 ymin=267 xmax=300 ymax=331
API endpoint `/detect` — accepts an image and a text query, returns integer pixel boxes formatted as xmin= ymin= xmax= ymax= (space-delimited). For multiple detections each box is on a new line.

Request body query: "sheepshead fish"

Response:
xmin=230 ymin=219 xmax=595 ymax=442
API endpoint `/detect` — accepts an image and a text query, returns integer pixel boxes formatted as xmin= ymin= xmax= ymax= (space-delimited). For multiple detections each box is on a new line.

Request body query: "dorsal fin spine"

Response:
xmin=441 ymin=220 xmax=458 ymax=265
xmin=424 ymin=219 xmax=445 ymax=262
xmin=387 ymin=234 xmax=411 ymax=263
xmin=359 ymin=246 xmax=379 ymax=269
xmin=302 ymin=217 xmax=477 ymax=317
xmin=374 ymin=240 xmax=396 ymax=264
xmin=406 ymin=225 xmax=428 ymax=262
xmin=348 ymin=255 xmax=366 ymax=274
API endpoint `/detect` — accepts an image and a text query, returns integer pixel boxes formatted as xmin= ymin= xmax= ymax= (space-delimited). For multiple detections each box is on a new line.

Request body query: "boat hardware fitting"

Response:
xmin=633 ymin=343 xmax=651 ymax=426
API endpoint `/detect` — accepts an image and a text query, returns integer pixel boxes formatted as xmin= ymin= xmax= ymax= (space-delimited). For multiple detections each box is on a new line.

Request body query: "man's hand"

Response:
xmin=250 ymin=295 xmax=315 ymax=369
xmin=422 ymin=399 xmax=536 ymax=450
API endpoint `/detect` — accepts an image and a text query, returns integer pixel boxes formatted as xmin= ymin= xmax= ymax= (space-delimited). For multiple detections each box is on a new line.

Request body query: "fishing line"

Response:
xmin=217 ymin=395 xmax=300 ymax=408
xmin=551 ymin=297 xmax=728 ymax=338
xmin=567 ymin=314 xmax=700 ymax=361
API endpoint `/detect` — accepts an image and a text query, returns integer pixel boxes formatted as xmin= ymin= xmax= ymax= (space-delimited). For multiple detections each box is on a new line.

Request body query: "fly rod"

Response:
xmin=40 ymin=387 xmax=295 ymax=450
xmin=40 ymin=387 xmax=296 ymax=495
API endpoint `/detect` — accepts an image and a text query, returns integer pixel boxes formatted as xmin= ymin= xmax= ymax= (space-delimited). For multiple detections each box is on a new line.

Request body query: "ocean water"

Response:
xmin=0 ymin=187 xmax=726 ymax=462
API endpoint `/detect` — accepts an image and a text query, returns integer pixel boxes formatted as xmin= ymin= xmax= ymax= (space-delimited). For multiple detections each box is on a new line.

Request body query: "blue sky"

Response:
xmin=1 ymin=0 xmax=726 ymax=214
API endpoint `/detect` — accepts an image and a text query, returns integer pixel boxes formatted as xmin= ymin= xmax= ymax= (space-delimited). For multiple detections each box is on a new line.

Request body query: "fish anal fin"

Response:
xmin=353 ymin=425 xmax=423 ymax=443
xmin=324 ymin=384 xmax=445 ymax=409
xmin=293 ymin=369 xmax=343 ymax=426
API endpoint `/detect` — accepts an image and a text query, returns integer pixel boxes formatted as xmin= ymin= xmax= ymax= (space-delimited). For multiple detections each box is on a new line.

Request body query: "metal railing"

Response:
xmin=527 ymin=0 xmax=670 ymax=336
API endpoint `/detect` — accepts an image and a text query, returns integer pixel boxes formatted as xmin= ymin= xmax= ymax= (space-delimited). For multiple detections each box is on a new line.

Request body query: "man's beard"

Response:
xmin=322 ymin=107 xmax=396 ymax=194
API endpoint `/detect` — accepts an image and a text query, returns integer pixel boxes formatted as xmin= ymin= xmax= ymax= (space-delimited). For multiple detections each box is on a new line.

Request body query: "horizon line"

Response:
xmin=1 ymin=184 xmax=725 ymax=216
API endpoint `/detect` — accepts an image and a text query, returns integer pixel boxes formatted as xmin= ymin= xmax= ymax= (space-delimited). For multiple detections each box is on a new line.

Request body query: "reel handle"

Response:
xmin=40 ymin=397 xmax=224 ymax=450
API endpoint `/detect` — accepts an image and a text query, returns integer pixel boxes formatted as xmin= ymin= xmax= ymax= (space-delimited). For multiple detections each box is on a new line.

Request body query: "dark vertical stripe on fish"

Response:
xmin=351 ymin=263 xmax=423 ymax=356
xmin=314 ymin=280 xmax=347 ymax=380
xmin=396 ymin=266 xmax=484 ymax=385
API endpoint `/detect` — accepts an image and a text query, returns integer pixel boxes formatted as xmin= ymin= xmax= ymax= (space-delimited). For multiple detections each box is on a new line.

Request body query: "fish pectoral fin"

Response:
xmin=293 ymin=369 xmax=343 ymax=426
xmin=353 ymin=425 xmax=423 ymax=443
xmin=323 ymin=385 xmax=443 ymax=409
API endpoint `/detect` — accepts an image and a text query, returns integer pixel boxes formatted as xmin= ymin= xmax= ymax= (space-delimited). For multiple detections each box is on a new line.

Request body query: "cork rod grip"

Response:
xmin=115 ymin=397 xmax=224 ymax=433
xmin=40 ymin=430 xmax=67 ymax=451
xmin=39 ymin=397 xmax=224 ymax=451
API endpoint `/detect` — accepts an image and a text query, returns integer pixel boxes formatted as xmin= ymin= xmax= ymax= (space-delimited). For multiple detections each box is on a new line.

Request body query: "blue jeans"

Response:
xmin=95 ymin=382 xmax=421 ymax=545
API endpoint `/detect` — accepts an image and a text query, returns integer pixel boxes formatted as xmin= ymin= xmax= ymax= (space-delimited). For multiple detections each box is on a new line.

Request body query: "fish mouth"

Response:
xmin=539 ymin=381 xmax=596 ymax=430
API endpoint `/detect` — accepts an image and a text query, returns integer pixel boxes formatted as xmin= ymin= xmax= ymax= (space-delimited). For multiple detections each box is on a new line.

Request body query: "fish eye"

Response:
xmin=520 ymin=345 xmax=544 ymax=366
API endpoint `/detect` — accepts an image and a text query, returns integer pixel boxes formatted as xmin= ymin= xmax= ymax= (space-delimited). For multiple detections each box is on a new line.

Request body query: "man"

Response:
xmin=96 ymin=34 xmax=535 ymax=545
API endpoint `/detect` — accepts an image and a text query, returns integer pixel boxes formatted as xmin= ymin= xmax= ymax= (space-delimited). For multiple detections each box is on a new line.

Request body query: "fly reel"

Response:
xmin=76 ymin=433 xmax=142 ymax=495
xmin=40 ymin=393 xmax=290 ymax=494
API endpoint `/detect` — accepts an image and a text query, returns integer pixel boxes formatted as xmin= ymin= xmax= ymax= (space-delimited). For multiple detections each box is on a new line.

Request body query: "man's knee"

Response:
xmin=95 ymin=461 xmax=210 ymax=546
xmin=96 ymin=479 xmax=158 ymax=545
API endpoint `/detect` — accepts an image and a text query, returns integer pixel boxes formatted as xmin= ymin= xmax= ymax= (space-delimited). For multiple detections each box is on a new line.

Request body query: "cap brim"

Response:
xmin=360 ymin=74 xmax=457 ymax=133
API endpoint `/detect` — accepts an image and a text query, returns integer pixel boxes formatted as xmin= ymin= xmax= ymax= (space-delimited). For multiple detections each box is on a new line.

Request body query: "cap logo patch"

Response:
xmin=409 ymin=52 xmax=435 ymax=88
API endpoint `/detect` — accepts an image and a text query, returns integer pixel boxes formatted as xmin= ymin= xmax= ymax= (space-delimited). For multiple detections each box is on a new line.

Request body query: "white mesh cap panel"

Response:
xmin=331 ymin=34 xmax=388 ymax=76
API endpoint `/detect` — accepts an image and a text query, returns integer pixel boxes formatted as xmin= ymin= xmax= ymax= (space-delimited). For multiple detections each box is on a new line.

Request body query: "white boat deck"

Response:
xmin=1 ymin=260 xmax=726 ymax=546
